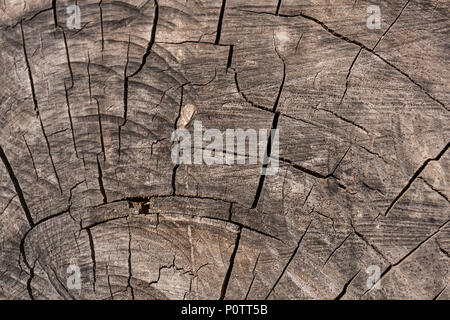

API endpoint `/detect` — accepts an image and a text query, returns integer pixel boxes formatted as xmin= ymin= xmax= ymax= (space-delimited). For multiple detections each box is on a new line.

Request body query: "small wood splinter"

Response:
xmin=177 ymin=104 xmax=196 ymax=129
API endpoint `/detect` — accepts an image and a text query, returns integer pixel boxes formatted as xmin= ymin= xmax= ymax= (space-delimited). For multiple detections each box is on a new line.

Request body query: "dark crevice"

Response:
xmin=334 ymin=269 xmax=360 ymax=300
xmin=23 ymin=28 xmax=64 ymax=195
xmin=433 ymin=286 xmax=447 ymax=300
xmin=81 ymin=214 xmax=129 ymax=230
xmin=19 ymin=207 xmax=71 ymax=300
xmin=87 ymin=51 xmax=92 ymax=101
xmin=365 ymin=219 xmax=450 ymax=295
xmin=38 ymin=114 xmax=63 ymax=194
xmin=86 ymin=228 xmax=97 ymax=292
xmin=313 ymin=210 xmax=336 ymax=232
xmin=22 ymin=135 xmax=39 ymax=180
xmin=436 ymin=240 xmax=450 ymax=259
xmin=339 ymin=48 xmax=362 ymax=106
xmin=96 ymin=155 xmax=108 ymax=204
xmin=226 ymin=44 xmax=234 ymax=70
xmin=26 ymin=262 xmax=35 ymax=300
xmin=272 ymin=39 xmax=286 ymax=113
xmin=64 ymin=83 xmax=79 ymax=158
xmin=20 ymin=22 xmax=39 ymax=114
xmin=0 ymin=195 xmax=16 ymax=216
xmin=121 ymin=36 xmax=131 ymax=127
xmin=0 ymin=144 xmax=34 ymax=227
xmin=62 ymin=30 xmax=74 ymax=90
xmin=265 ymin=220 xmax=312 ymax=299
xmin=2 ymin=7 xmax=53 ymax=31
xmin=171 ymin=165 xmax=179 ymax=196
xmin=95 ymin=99 xmax=106 ymax=161
xmin=411 ymin=219 xmax=450 ymax=259
xmin=244 ymin=253 xmax=260 ymax=300
xmin=350 ymin=220 xmax=388 ymax=262
xmin=372 ymin=0 xmax=411 ymax=51
xmin=317 ymin=106 xmax=368 ymax=134
xmin=52 ymin=0 xmax=58 ymax=28
xmin=252 ymin=112 xmax=280 ymax=209
xmin=420 ymin=178 xmax=450 ymax=203
xmin=275 ymin=0 xmax=282 ymax=15
xmin=303 ymin=185 xmax=314 ymax=207
xmin=171 ymin=85 xmax=184 ymax=195
xmin=126 ymin=222 xmax=135 ymax=299
xmin=129 ymin=0 xmax=159 ymax=78
xmin=49 ymin=266 xmax=76 ymax=300
xmin=215 ymin=0 xmax=227 ymax=45
xmin=280 ymin=146 xmax=350 ymax=181
xmin=117 ymin=1 xmax=159 ymax=155
xmin=323 ymin=232 xmax=352 ymax=267
xmin=99 ymin=0 xmax=104 ymax=51
xmin=384 ymin=142 xmax=449 ymax=217
xmin=219 ymin=227 xmax=241 ymax=300
xmin=204 ymin=216 xmax=282 ymax=242
xmin=279 ymin=157 xmax=327 ymax=179
xmin=233 ymin=70 xmax=272 ymax=112
xmin=106 ymin=265 xmax=114 ymax=300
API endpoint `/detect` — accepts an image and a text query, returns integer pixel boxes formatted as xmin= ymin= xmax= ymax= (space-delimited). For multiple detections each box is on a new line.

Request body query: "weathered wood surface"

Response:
xmin=0 ymin=0 xmax=448 ymax=299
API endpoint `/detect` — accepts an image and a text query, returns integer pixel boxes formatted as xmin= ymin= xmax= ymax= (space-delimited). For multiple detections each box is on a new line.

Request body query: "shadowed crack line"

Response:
xmin=0 ymin=195 xmax=16 ymax=216
xmin=120 ymin=0 xmax=159 ymax=155
xmin=220 ymin=227 xmax=241 ymax=299
xmin=275 ymin=0 xmax=282 ymax=15
xmin=334 ymin=269 xmax=360 ymax=300
xmin=86 ymin=228 xmax=97 ymax=292
xmin=233 ymin=70 xmax=272 ymax=112
xmin=420 ymin=178 xmax=450 ymax=203
xmin=323 ymin=232 xmax=352 ymax=267
xmin=62 ymin=30 xmax=74 ymax=90
xmin=226 ymin=44 xmax=234 ymax=70
xmin=127 ymin=221 xmax=135 ymax=299
xmin=96 ymin=155 xmax=108 ymax=204
xmin=372 ymin=0 xmax=411 ymax=51
xmin=19 ymin=207 xmax=71 ymax=299
xmin=433 ymin=286 xmax=447 ymax=300
xmin=0 ymin=144 xmax=34 ymax=227
xmin=350 ymin=220 xmax=388 ymax=262
xmin=245 ymin=253 xmax=260 ymax=300
xmin=95 ymin=99 xmax=106 ymax=161
xmin=384 ymin=142 xmax=449 ymax=217
xmin=363 ymin=219 xmax=450 ymax=296
xmin=215 ymin=0 xmax=227 ymax=45
xmin=272 ymin=37 xmax=286 ymax=113
xmin=203 ymin=216 xmax=282 ymax=242
xmin=252 ymin=112 xmax=280 ymax=208
xmin=20 ymin=22 xmax=38 ymax=114
xmin=279 ymin=146 xmax=350 ymax=180
xmin=22 ymin=135 xmax=39 ymax=180
xmin=99 ymin=0 xmax=104 ymax=51
xmin=265 ymin=220 xmax=312 ymax=299
xmin=52 ymin=0 xmax=58 ymax=28
xmin=64 ymin=83 xmax=79 ymax=158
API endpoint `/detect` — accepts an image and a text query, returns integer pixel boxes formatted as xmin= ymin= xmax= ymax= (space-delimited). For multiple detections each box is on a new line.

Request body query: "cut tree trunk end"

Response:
xmin=0 ymin=0 xmax=448 ymax=300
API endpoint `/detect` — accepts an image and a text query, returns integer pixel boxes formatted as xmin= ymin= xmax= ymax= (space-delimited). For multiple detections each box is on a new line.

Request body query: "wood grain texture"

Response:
xmin=0 ymin=0 xmax=448 ymax=300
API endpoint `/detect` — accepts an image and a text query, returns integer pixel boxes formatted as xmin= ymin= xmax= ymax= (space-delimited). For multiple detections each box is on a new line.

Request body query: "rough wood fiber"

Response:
xmin=0 ymin=0 xmax=448 ymax=300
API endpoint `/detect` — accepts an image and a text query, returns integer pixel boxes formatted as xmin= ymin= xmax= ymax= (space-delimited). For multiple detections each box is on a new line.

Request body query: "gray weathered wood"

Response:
xmin=0 ymin=0 xmax=448 ymax=299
